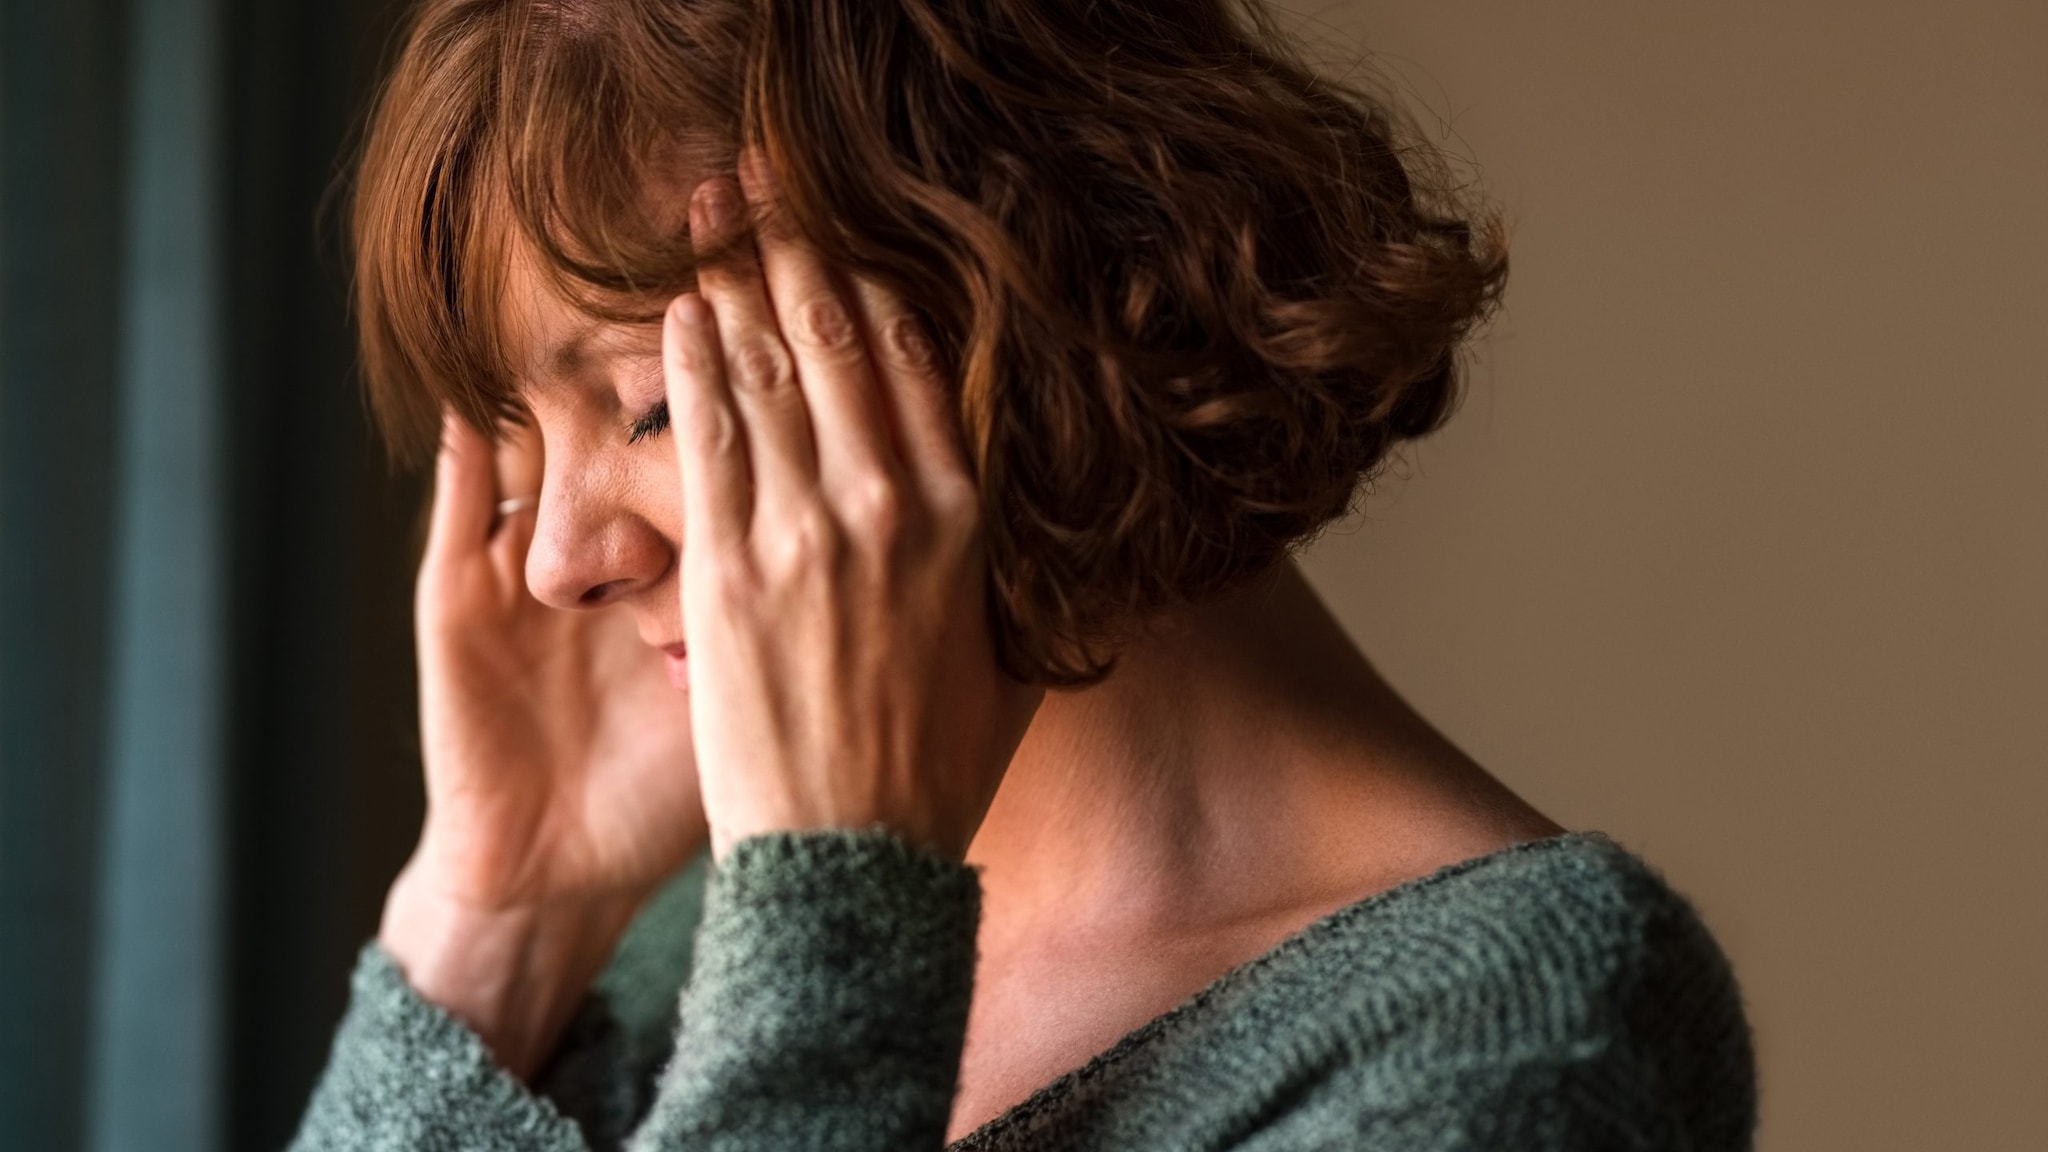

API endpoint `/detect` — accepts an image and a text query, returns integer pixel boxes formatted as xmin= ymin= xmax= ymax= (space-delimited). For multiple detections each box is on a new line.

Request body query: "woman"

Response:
xmin=293 ymin=0 xmax=1757 ymax=1148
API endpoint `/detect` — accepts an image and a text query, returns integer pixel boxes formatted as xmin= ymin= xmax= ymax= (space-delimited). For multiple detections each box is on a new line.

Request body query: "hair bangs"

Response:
xmin=353 ymin=0 xmax=742 ymax=463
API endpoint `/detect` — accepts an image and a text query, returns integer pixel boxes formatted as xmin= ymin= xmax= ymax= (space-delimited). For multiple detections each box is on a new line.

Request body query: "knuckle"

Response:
xmin=731 ymin=341 xmax=791 ymax=394
xmin=671 ymin=321 xmax=710 ymax=375
xmin=770 ymin=504 xmax=844 ymax=573
xmin=929 ymin=477 xmax=980 ymax=529
xmin=690 ymin=403 xmax=741 ymax=457
xmin=925 ymin=486 xmax=981 ymax=554
xmin=705 ymin=555 xmax=756 ymax=602
xmin=882 ymin=314 xmax=937 ymax=375
xmin=790 ymin=294 xmax=858 ymax=354
xmin=842 ymin=477 xmax=905 ymax=536
xmin=689 ymin=547 xmax=726 ymax=585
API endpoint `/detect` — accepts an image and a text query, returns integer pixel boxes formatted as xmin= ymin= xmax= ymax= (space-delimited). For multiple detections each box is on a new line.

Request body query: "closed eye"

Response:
xmin=627 ymin=399 xmax=671 ymax=444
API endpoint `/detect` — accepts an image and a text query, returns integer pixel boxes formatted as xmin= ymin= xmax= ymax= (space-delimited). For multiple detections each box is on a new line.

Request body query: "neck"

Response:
xmin=965 ymin=560 xmax=1530 ymax=944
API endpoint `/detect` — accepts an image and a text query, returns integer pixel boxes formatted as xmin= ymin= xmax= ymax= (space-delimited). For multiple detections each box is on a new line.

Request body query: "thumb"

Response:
xmin=426 ymin=409 xmax=497 ymax=563
xmin=489 ymin=493 xmax=540 ymax=597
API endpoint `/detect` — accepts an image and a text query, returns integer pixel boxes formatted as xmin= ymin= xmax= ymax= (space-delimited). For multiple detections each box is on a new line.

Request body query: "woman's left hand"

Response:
xmin=666 ymin=149 xmax=1042 ymax=863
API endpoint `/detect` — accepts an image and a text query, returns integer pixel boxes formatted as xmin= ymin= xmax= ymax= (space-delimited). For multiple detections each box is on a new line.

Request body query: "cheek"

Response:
xmin=626 ymin=445 xmax=685 ymax=548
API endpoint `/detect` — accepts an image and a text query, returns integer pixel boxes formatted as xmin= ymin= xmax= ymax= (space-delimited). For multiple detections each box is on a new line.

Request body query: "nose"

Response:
xmin=524 ymin=456 xmax=672 ymax=611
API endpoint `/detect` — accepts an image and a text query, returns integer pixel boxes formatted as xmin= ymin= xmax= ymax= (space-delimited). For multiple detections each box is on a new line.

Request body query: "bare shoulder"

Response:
xmin=1285 ymin=745 xmax=1571 ymax=921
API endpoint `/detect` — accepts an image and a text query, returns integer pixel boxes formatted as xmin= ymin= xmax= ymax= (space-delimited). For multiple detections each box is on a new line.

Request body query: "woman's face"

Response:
xmin=499 ymin=242 xmax=686 ymax=652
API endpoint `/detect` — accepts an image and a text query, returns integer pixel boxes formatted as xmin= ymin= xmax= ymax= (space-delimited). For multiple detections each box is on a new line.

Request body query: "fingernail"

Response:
xmin=740 ymin=147 xmax=773 ymax=194
xmin=693 ymin=178 xmax=734 ymax=234
xmin=666 ymin=292 xmax=697 ymax=330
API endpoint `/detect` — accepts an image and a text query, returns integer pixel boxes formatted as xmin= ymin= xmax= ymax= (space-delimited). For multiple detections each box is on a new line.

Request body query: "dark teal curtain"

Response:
xmin=1 ymin=0 xmax=427 ymax=1148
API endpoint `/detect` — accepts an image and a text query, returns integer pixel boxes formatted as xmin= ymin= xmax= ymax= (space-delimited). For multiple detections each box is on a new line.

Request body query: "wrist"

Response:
xmin=378 ymin=856 xmax=641 ymax=1080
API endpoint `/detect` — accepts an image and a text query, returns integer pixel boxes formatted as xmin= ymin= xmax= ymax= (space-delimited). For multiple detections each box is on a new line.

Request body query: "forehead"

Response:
xmin=498 ymin=236 xmax=666 ymax=396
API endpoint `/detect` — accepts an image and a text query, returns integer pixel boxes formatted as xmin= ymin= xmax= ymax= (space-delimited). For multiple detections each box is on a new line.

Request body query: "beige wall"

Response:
xmin=1278 ymin=2 xmax=2047 ymax=1148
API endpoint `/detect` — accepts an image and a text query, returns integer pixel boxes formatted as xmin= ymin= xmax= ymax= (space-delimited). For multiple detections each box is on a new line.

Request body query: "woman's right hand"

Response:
xmin=378 ymin=409 xmax=706 ymax=1078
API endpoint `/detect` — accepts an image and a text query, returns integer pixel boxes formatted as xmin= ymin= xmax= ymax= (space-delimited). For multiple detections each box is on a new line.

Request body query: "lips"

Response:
xmin=660 ymin=642 xmax=689 ymax=689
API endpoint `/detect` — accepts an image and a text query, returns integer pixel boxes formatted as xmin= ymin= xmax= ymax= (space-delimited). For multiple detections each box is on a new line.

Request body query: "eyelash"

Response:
xmin=627 ymin=400 xmax=671 ymax=445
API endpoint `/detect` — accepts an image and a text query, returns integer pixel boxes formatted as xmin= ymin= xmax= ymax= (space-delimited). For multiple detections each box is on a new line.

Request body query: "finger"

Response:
xmin=691 ymin=172 xmax=816 ymax=516
xmin=665 ymin=291 xmax=750 ymax=552
xmin=427 ymin=409 xmax=498 ymax=559
xmin=846 ymin=271 xmax=972 ymax=497
xmin=492 ymin=415 xmax=543 ymax=512
xmin=488 ymin=489 xmax=540 ymax=595
xmin=738 ymin=148 xmax=900 ymax=492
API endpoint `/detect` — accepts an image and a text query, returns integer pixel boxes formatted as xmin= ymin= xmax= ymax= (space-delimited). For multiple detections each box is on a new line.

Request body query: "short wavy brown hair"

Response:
xmin=352 ymin=0 xmax=1508 ymax=686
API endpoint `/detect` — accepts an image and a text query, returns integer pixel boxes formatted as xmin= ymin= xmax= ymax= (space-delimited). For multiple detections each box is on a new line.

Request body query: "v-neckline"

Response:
xmin=946 ymin=828 xmax=1608 ymax=1149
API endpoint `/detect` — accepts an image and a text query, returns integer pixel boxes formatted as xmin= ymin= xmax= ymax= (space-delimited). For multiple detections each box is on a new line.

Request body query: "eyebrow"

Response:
xmin=539 ymin=319 xmax=607 ymax=383
xmin=527 ymin=318 xmax=654 ymax=380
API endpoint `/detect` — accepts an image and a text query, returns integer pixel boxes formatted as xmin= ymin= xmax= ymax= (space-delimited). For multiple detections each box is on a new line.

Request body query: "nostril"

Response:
xmin=578 ymin=580 xmax=625 ymax=608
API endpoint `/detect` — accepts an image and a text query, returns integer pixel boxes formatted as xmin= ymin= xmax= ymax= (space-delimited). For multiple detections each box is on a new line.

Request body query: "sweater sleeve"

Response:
xmin=627 ymin=827 xmax=983 ymax=1151
xmin=284 ymin=944 xmax=607 ymax=1152
xmin=287 ymin=828 xmax=980 ymax=1152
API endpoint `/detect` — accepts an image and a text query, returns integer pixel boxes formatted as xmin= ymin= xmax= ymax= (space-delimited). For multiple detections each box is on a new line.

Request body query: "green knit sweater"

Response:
xmin=288 ymin=829 xmax=1756 ymax=1150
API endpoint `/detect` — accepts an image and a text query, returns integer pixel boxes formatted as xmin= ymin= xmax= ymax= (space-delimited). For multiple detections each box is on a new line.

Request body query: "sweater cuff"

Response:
xmin=286 ymin=941 xmax=597 ymax=1152
xmin=634 ymin=827 xmax=982 ymax=1150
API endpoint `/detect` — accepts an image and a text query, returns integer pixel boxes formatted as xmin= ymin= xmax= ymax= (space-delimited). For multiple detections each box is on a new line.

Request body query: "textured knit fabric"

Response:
xmin=288 ymin=828 xmax=1757 ymax=1151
